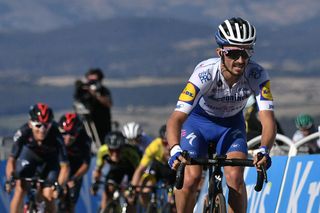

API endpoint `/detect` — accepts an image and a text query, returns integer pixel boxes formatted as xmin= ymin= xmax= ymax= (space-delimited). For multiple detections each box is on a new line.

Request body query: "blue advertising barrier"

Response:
xmin=1 ymin=155 xmax=319 ymax=212
xmin=194 ymin=155 xmax=319 ymax=213
xmin=276 ymin=155 xmax=320 ymax=213
xmin=75 ymin=158 xmax=102 ymax=213
xmin=245 ymin=156 xmax=288 ymax=213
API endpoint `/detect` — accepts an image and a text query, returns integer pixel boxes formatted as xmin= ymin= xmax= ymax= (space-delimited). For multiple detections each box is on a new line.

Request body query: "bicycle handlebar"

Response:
xmin=175 ymin=152 xmax=267 ymax=192
xmin=254 ymin=153 xmax=268 ymax=192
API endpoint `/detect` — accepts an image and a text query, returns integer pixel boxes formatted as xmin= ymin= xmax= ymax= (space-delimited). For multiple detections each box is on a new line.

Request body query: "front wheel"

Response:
xmin=103 ymin=200 xmax=121 ymax=213
xmin=24 ymin=202 xmax=37 ymax=213
xmin=202 ymin=195 xmax=209 ymax=213
xmin=145 ymin=202 xmax=158 ymax=213
xmin=163 ymin=203 xmax=176 ymax=213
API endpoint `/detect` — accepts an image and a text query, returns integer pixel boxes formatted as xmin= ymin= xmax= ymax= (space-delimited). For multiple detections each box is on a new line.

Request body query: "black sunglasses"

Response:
xmin=30 ymin=121 xmax=51 ymax=129
xmin=222 ymin=48 xmax=253 ymax=60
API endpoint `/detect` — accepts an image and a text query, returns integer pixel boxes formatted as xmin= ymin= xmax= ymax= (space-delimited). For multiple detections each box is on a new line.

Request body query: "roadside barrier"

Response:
xmin=194 ymin=132 xmax=320 ymax=213
xmin=0 ymin=132 xmax=319 ymax=212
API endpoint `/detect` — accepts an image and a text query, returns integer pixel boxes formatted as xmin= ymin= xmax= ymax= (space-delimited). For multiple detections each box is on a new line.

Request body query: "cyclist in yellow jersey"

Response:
xmin=91 ymin=131 xmax=141 ymax=211
xmin=129 ymin=125 xmax=176 ymax=207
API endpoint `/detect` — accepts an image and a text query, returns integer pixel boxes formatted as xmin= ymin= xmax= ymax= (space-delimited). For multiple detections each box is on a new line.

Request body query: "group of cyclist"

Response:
xmin=5 ymin=100 xmax=175 ymax=212
xmin=91 ymin=122 xmax=177 ymax=212
xmin=4 ymin=104 xmax=98 ymax=213
xmin=4 ymin=16 xmax=319 ymax=213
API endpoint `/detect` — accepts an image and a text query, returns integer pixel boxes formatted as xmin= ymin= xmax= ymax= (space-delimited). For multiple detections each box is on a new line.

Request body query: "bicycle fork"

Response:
xmin=208 ymin=166 xmax=223 ymax=209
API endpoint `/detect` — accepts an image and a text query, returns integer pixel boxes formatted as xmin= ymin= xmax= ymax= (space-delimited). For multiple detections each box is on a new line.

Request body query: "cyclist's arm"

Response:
xmin=130 ymin=164 xmax=148 ymax=186
xmin=5 ymin=156 xmax=16 ymax=180
xmin=71 ymin=136 xmax=91 ymax=182
xmin=7 ymin=128 xmax=25 ymax=180
xmin=58 ymin=163 xmax=70 ymax=186
xmin=72 ymin=163 xmax=89 ymax=181
xmin=167 ymin=62 xmax=212 ymax=149
xmin=56 ymin=134 xmax=70 ymax=186
xmin=167 ymin=111 xmax=188 ymax=150
xmin=92 ymin=165 xmax=104 ymax=182
xmin=259 ymin=110 xmax=277 ymax=151
xmin=93 ymin=145 xmax=109 ymax=181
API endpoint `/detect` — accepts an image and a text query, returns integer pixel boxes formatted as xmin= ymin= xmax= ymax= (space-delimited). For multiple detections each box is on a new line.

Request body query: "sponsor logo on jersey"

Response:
xmin=198 ymin=69 xmax=212 ymax=83
xmin=260 ymin=80 xmax=273 ymax=101
xmin=21 ymin=159 xmax=30 ymax=167
xmin=181 ymin=129 xmax=187 ymax=137
xmin=178 ymin=82 xmax=199 ymax=104
xmin=208 ymin=88 xmax=251 ymax=102
xmin=176 ymin=103 xmax=185 ymax=109
xmin=186 ymin=132 xmax=197 ymax=146
xmin=248 ymin=67 xmax=262 ymax=79
xmin=231 ymin=129 xmax=242 ymax=139
xmin=13 ymin=130 xmax=22 ymax=142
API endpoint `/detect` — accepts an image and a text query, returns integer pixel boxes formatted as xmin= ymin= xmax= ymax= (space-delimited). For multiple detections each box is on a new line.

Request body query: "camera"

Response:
xmin=74 ymin=80 xmax=102 ymax=108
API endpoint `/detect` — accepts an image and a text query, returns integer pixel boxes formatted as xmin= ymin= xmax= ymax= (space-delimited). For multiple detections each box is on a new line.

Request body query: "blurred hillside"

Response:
xmin=0 ymin=76 xmax=319 ymax=138
xmin=0 ymin=0 xmax=319 ymax=32
xmin=0 ymin=1 xmax=319 ymax=137
xmin=0 ymin=16 xmax=319 ymax=80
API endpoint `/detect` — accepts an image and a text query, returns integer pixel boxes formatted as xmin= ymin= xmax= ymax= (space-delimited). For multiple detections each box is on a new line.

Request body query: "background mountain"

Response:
xmin=1 ymin=0 xmax=319 ymax=32
xmin=0 ymin=16 xmax=319 ymax=80
xmin=0 ymin=1 xmax=319 ymax=136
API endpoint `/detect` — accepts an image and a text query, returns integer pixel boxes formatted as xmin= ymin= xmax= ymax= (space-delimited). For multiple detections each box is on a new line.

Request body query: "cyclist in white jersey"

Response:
xmin=167 ymin=17 xmax=277 ymax=213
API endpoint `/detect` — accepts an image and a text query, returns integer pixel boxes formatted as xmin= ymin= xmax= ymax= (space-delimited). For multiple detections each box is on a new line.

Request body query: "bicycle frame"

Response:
xmin=207 ymin=144 xmax=222 ymax=197
xmin=21 ymin=177 xmax=45 ymax=213
xmin=175 ymin=147 xmax=267 ymax=213
xmin=132 ymin=183 xmax=176 ymax=213
xmin=92 ymin=180 xmax=128 ymax=213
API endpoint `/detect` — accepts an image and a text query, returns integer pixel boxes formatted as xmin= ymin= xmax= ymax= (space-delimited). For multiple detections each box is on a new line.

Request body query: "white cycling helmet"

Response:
xmin=121 ymin=122 xmax=142 ymax=140
xmin=215 ymin=17 xmax=256 ymax=47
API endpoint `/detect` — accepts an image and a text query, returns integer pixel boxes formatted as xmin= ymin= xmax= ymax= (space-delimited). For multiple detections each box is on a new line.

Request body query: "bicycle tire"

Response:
xmin=145 ymin=203 xmax=158 ymax=213
xmin=103 ymin=200 xmax=121 ymax=213
xmin=163 ymin=203 xmax=176 ymax=213
xmin=202 ymin=195 xmax=209 ymax=213
xmin=213 ymin=193 xmax=226 ymax=213
xmin=24 ymin=201 xmax=37 ymax=213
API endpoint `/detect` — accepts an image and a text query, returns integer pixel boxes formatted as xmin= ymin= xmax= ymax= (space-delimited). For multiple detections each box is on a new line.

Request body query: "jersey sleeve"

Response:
xmin=139 ymin=139 xmax=159 ymax=167
xmin=96 ymin=145 xmax=109 ymax=167
xmin=175 ymin=60 xmax=213 ymax=114
xmin=255 ymin=80 xmax=274 ymax=111
xmin=81 ymin=131 xmax=92 ymax=165
xmin=57 ymin=136 xmax=69 ymax=165
xmin=11 ymin=129 xmax=24 ymax=159
xmin=246 ymin=62 xmax=274 ymax=111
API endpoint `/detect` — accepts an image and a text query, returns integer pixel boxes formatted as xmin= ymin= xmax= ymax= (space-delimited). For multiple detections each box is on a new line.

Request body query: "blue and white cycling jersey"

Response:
xmin=175 ymin=58 xmax=274 ymax=118
xmin=175 ymin=58 xmax=274 ymax=156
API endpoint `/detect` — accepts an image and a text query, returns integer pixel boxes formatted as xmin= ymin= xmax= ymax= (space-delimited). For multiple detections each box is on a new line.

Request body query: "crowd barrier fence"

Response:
xmin=0 ymin=131 xmax=319 ymax=212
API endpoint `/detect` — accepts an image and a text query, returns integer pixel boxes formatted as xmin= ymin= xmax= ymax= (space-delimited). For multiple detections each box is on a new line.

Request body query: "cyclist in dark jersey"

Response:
xmin=91 ymin=131 xmax=141 ymax=212
xmin=5 ymin=103 xmax=69 ymax=213
xmin=58 ymin=112 xmax=92 ymax=213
